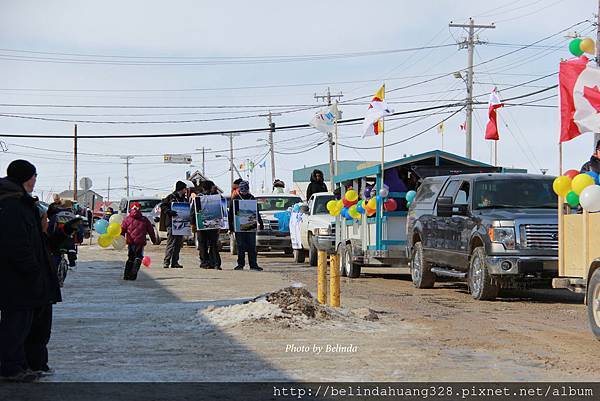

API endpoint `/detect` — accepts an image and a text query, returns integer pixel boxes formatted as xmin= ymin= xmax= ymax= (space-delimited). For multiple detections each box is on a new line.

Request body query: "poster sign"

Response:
xmin=171 ymin=202 xmax=191 ymax=236
xmin=194 ymin=195 xmax=224 ymax=230
xmin=233 ymin=199 xmax=258 ymax=232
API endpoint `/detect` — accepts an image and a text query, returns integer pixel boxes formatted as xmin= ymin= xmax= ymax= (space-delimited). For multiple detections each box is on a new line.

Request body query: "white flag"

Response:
xmin=309 ymin=105 xmax=337 ymax=134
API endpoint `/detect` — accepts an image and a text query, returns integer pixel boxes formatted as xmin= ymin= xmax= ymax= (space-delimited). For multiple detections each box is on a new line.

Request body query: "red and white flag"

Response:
xmin=559 ymin=56 xmax=600 ymax=143
xmin=484 ymin=88 xmax=504 ymax=141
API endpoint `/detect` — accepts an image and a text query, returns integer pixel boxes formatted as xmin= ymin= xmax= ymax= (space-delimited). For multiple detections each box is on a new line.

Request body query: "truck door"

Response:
xmin=430 ymin=180 xmax=461 ymax=264
xmin=447 ymin=181 xmax=474 ymax=270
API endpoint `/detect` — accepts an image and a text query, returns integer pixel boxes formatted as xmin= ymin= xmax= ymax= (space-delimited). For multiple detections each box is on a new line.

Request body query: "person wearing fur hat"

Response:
xmin=160 ymin=181 xmax=188 ymax=268
xmin=121 ymin=202 xmax=157 ymax=280
xmin=228 ymin=180 xmax=264 ymax=271
xmin=0 ymin=160 xmax=62 ymax=382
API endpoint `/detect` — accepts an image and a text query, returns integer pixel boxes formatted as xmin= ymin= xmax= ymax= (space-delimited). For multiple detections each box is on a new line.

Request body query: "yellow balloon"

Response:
xmin=336 ymin=199 xmax=344 ymax=210
xmin=580 ymin=38 xmax=596 ymax=54
xmin=367 ymin=198 xmax=377 ymax=210
xmin=326 ymin=200 xmax=337 ymax=212
xmin=553 ymin=176 xmax=572 ymax=197
xmin=98 ymin=234 xmax=113 ymax=248
xmin=572 ymin=174 xmax=595 ymax=195
xmin=345 ymin=189 xmax=358 ymax=202
xmin=109 ymin=213 xmax=123 ymax=225
xmin=107 ymin=222 xmax=122 ymax=237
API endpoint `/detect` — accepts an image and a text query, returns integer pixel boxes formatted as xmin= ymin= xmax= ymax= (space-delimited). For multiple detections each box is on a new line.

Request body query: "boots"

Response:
xmin=123 ymin=260 xmax=133 ymax=280
xmin=130 ymin=258 xmax=142 ymax=281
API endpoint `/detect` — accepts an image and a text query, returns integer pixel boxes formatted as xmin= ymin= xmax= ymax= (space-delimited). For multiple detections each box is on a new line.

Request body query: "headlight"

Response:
xmin=315 ymin=227 xmax=331 ymax=236
xmin=489 ymin=227 xmax=516 ymax=250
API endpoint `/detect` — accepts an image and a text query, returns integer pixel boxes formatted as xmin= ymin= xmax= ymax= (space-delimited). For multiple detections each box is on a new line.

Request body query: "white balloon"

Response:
xmin=379 ymin=188 xmax=389 ymax=198
xmin=112 ymin=235 xmax=126 ymax=250
xmin=109 ymin=214 xmax=124 ymax=225
xmin=579 ymin=185 xmax=600 ymax=212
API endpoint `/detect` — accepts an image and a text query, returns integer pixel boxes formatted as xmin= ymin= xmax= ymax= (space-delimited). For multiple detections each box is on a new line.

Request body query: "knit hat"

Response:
xmin=175 ymin=181 xmax=187 ymax=191
xmin=130 ymin=202 xmax=142 ymax=210
xmin=7 ymin=159 xmax=37 ymax=184
xmin=239 ymin=180 xmax=250 ymax=194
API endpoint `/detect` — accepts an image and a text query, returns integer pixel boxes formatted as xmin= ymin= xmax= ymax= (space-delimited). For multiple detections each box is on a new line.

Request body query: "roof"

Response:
xmin=434 ymin=172 xmax=554 ymax=182
xmin=334 ymin=150 xmax=496 ymax=183
xmin=293 ymin=160 xmax=378 ymax=182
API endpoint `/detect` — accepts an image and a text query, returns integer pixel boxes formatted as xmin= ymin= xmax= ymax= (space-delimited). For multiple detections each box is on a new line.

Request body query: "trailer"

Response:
xmin=334 ymin=150 xmax=503 ymax=278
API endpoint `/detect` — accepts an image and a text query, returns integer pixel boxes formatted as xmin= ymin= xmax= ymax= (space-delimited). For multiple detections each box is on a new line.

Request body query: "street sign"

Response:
xmin=164 ymin=154 xmax=192 ymax=164
xmin=80 ymin=177 xmax=93 ymax=190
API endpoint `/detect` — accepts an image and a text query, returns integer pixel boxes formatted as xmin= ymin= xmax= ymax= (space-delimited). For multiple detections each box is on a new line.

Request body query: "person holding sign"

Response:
xmin=192 ymin=181 xmax=222 ymax=270
xmin=228 ymin=181 xmax=263 ymax=271
xmin=160 ymin=181 xmax=188 ymax=269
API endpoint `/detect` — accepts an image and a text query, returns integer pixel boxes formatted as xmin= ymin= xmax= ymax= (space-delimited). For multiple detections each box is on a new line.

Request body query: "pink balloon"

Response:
xmin=142 ymin=256 xmax=151 ymax=268
xmin=384 ymin=198 xmax=398 ymax=212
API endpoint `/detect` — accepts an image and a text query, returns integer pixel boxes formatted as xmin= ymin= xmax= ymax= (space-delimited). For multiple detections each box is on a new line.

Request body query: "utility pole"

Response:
xmin=107 ymin=176 xmax=111 ymax=203
xmin=259 ymin=111 xmax=281 ymax=185
xmin=73 ymin=124 xmax=78 ymax=202
xmin=450 ymin=18 xmax=495 ymax=159
xmin=220 ymin=133 xmax=240 ymax=190
xmin=315 ymin=87 xmax=343 ymax=190
xmin=121 ymin=156 xmax=134 ymax=197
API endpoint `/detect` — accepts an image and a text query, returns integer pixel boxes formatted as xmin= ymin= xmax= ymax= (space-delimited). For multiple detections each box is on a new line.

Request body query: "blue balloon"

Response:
xmin=405 ymin=190 xmax=417 ymax=203
xmin=376 ymin=195 xmax=382 ymax=203
xmin=292 ymin=204 xmax=300 ymax=213
xmin=356 ymin=204 xmax=366 ymax=214
xmin=94 ymin=219 xmax=109 ymax=234
xmin=585 ymin=171 xmax=599 ymax=184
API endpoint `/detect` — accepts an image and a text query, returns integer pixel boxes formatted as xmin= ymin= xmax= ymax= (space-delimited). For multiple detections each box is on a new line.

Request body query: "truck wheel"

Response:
xmin=293 ymin=249 xmax=305 ymax=263
xmin=410 ymin=242 xmax=435 ymax=288
xmin=344 ymin=243 xmax=361 ymax=278
xmin=468 ymin=246 xmax=499 ymax=301
xmin=308 ymin=235 xmax=318 ymax=267
xmin=587 ymin=268 xmax=600 ymax=340
xmin=229 ymin=234 xmax=237 ymax=255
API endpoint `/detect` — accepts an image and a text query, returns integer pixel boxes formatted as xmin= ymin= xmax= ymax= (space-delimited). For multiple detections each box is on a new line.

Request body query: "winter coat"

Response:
xmin=159 ymin=191 xmax=187 ymax=230
xmin=306 ymin=169 xmax=328 ymax=201
xmin=0 ymin=178 xmax=62 ymax=309
xmin=121 ymin=209 xmax=157 ymax=246
xmin=581 ymin=155 xmax=600 ymax=175
xmin=228 ymin=193 xmax=263 ymax=232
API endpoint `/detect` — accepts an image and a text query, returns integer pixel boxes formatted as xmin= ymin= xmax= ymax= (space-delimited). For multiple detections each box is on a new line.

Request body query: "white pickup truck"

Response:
xmin=292 ymin=193 xmax=336 ymax=266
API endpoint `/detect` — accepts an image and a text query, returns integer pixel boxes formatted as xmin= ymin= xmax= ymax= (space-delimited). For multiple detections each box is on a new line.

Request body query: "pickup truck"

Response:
xmin=292 ymin=193 xmax=336 ymax=266
xmin=407 ymin=173 xmax=558 ymax=300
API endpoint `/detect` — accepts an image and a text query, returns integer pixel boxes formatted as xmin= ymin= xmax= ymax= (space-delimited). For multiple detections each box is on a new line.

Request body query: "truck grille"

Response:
xmin=521 ymin=224 xmax=558 ymax=250
xmin=269 ymin=219 xmax=279 ymax=231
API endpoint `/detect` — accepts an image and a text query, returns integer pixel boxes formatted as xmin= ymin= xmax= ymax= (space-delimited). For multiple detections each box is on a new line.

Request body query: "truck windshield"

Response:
xmin=131 ymin=199 xmax=161 ymax=213
xmin=257 ymin=197 xmax=302 ymax=211
xmin=312 ymin=195 xmax=335 ymax=214
xmin=474 ymin=179 xmax=557 ymax=209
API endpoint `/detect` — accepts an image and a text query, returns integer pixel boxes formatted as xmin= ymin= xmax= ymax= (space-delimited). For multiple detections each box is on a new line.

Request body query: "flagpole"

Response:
xmin=494 ymin=140 xmax=498 ymax=166
xmin=380 ymin=84 xmax=386 ymax=186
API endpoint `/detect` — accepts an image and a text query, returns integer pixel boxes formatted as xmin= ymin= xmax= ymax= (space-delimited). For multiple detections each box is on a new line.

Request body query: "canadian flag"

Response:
xmin=559 ymin=56 xmax=600 ymax=142
xmin=484 ymin=88 xmax=504 ymax=141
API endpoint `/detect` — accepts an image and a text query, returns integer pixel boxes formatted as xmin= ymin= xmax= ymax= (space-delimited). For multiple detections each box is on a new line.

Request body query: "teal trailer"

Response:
xmin=334 ymin=150 xmax=505 ymax=278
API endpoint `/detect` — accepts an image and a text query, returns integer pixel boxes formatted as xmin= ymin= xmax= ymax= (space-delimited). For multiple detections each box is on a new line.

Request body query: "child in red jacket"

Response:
xmin=120 ymin=202 xmax=157 ymax=280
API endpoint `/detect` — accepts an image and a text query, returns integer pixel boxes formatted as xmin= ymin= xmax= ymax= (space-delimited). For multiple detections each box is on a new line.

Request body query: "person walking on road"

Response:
xmin=121 ymin=202 xmax=157 ymax=280
xmin=580 ymin=140 xmax=600 ymax=175
xmin=192 ymin=181 xmax=223 ymax=270
xmin=306 ymin=169 xmax=328 ymax=200
xmin=160 ymin=181 xmax=188 ymax=269
xmin=0 ymin=160 xmax=62 ymax=382
xmin=228 ymin=181 xmax=263 ymax=271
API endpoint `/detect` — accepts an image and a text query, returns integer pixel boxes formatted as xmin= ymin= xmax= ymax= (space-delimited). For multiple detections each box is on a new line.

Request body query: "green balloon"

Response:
xmin=566 ymin=191 xmax=580 ymax=208
xmin=569 ymin=38 xmax=584 ymax=56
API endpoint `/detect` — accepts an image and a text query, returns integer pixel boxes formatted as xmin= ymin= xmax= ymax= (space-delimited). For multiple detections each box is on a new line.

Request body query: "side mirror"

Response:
xmin=436 ymin=196 xmax=453 ymax=217
xmin=300 ymin=203 xmax=309 ymax=214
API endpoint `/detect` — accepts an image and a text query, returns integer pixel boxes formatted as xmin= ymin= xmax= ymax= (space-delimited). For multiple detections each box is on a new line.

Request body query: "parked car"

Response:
xmin=407 ymin=173 xmax=558 ymax=300
xmin=230 ymin=194 xmax=302 ymax=255
xmin=292 ymin=193 xmax=336 ymax=266
xmin=118 ymin=197 xmax=162 ymax=243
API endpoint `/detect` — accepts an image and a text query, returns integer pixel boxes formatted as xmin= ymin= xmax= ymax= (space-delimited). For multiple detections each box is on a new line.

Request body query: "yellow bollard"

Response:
xmin=329 ymin=254 xmax=340 ymax=307
xmin=317 ymin=250 xmax=327 ymax=304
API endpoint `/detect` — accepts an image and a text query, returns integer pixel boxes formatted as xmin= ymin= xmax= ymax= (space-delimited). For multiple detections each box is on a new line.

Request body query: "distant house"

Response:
xmin=58 ymin=190 xmax=104 ymax=209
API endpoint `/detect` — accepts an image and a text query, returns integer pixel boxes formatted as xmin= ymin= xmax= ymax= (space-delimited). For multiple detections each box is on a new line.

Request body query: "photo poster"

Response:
xmin=171 ymin=202 xmax=191 ymax=236
xmin=234 ymin=199 xmax=258 ymax=232
xmin=194 ymin=194 xmax=224 ymax=230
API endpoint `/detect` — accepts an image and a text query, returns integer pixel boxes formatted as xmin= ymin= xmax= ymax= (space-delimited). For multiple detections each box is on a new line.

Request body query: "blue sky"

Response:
xmin=0 ymin=0 xmax=596 ymax=201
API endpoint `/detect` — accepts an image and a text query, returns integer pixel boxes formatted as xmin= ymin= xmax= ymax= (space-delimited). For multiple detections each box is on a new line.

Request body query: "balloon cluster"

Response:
xmin=553 ymin=169 xmax=600 ymax=211
xmin=328 ymin=185 xmax=401 ymax=220
xmin=94 ymin=214 xmax=125 ymax=249
xmin=405 ymin=190 xmax=416 ymax=208
xmin=569 ymin=37 xmax=596 ymax=57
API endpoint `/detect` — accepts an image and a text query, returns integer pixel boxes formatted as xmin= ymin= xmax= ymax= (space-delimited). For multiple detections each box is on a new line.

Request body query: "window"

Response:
xmin=414 ymin=180 xmax=444 ymax=204
xmin=473 ymin=179 xmax=556 ymax=209
xmin=257 ymin=197 xmax=302 ymax=211
xmin=441 ymin=180 xmax=460 ymax=198
xmin=454 ymin=182 xmax=470 ymax=205
xmin=312 ymin=195 xmax=335 ymax=215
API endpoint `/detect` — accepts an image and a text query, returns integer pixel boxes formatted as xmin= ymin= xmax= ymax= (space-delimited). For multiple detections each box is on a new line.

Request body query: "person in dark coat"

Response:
xmin=161 ymin=181 xmax=188 ymax=268
xmin=580 ymin=140 xmax=600 ymax=174
xmin=306 ymin=169 xmax=328 ymax=201
xmin=0 ymin=160 xmax=62 ymax=382
xmin=121 ymin=202 xmax=157 ymax=280
xmin=192 ymin=181 xmax=222 ymax=270
xmin=228 ymin=181 xmax=263 ymax=271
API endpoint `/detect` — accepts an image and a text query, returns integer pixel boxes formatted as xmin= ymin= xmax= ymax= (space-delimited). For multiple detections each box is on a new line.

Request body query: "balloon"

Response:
xmin=356 ymin=202 xmax=366 ymax=214
xmin=109 ymin=214 xmax=123 ymax=225
xmin=345 ymin=189 xmax=358 ymax=202
xmin=367 ymin=207 xmax=376 ymax=217
xmin=379 ymin=188 xmax=389 ymax=198
xmin=566 ymin=191 xmax=580 ymax=208
xmin=349 ymin=204 xmax=358 ymax=216
xmin=376 ymin=195 xmax=382 ymax=203
xmin=564 ymin=169 xmax=579 ymax=180
xmin=363 ymin=186 xmax=373 ymax=199
xmin=142 ymin=256 xmax=152 ymax=268
xmin=367 ymin=198 xmax=377 ymax=210
xmin=98 ymin=234 xmax=113 ymax=248
xmin=384 ymin=198 xmax=398 ymax=212
xmin=341 ymin=207 xmax=349 ymax=217
xmin=579 ymin=185 xmax=600 ymax=212
xmin=326 ymin=200 xmax=337 ymax=213
xmin=405 ymin=190 xmax=417 ymax=203
xmin=292 ymin=204 xmax=300 ymax=213
xmin=342 ymin=197 xmax=353 ymax=208
xmin=336 ymin=199 xmax=343 ymax=209
xmin=585 ymin=171 xmax=599 ymax=184
xmin=572 ymin=173 xmax=595 ymax=195
xmin=94 ymin=219 xmax=109 ymax=234
xmin=552 ymin=176 xmax=572 ymax=197
xmin=569 ymin=38 xmax=584 ymax=56
xmin=112 ymin=235 xmax=126 ymax=250
xmin=406 ymin=201 xmax=412 ymax=209
xmin=580 ymin=37 xmax=596 ymax=54
xmin=331 ymin=207 xmax=341 ymax=217
xmin=107 ymin=222 xmax=122 ymax=237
